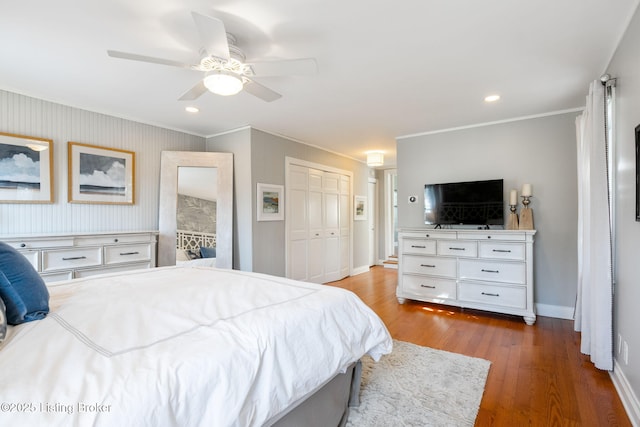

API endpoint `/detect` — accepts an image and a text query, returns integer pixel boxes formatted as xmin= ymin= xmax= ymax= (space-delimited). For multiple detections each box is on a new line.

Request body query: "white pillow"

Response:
xmin=176 ymin=249 xmax=191 ymax=262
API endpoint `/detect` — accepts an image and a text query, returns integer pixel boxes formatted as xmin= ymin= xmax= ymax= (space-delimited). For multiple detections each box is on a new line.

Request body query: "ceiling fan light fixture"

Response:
xmin=204 ymin=71 xmax=244 ymax=96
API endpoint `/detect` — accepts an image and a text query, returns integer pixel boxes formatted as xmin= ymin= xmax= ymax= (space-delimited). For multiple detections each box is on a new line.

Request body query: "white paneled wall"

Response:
xmin=0 ymin=90 xmax=205 ymax=235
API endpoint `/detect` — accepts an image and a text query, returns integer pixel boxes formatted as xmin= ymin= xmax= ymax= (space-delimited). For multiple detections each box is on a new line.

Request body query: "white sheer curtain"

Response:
xmin=574 ymin=80 xmax=613 ymax=371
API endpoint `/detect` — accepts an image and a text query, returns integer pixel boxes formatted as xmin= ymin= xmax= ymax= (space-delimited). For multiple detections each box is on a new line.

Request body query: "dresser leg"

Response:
xmin=524 ymin=315 xmax=536 ymax=325
xmin=397 ymin=297 xmax=406 ymax=304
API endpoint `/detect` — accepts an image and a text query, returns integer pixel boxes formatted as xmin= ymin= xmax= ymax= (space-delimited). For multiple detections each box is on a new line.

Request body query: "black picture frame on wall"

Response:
xmin=636 ymin=124 xmax=640 ymax=221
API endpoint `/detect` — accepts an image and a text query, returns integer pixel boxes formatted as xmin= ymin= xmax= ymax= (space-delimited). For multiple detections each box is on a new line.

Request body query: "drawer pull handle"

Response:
xmin=493 ymin=249 xmax=511 ymax=253
xmin=20 ymin=243 xmax=27 ymax=248
xmin=421 ymin=284 xmax=436 ymax=289
xmin=411 ymin=245 xmax=426 ymax=248
xmin=62 ymin=256 xmax=87 ymax=261
xmin=420 ymin=264 xmax=436 ymax=268
xmin=120 ymin=251 xmax=140 ymax=256
xmin=481 ymin=292 xmax=500 ymax=297
xmin=449 ymin=247 xmax=465 ymax=251
xmin=481 ymin=269 xmax=499 ymax=273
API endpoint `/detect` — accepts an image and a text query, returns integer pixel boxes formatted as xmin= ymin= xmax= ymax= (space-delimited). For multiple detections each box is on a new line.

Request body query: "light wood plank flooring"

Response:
xmin=327 ymin=266 xmax=631 ymax=427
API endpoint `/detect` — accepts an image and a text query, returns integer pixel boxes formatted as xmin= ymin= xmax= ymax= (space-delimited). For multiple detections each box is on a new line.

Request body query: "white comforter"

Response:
xmin=0 ymin=267 xmax=391 ymax=427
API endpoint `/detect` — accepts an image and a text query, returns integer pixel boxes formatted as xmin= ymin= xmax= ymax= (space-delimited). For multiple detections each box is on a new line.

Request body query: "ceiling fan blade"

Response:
xmin=242 ymin=78 xmax=282 ymax=102
xmin=247 ymin=58 xmax=318 ymax=76
xmin=107 ymin=50 xmax=193 ymax=69
xmin=178 ymin=80 xmax=208 ymax=101
xmin=191 ymin=12 xmax=230 ymax=60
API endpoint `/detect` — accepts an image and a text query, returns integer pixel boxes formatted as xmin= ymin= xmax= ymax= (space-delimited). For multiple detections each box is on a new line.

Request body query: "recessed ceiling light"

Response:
xmin=484 ymin=95 xmax=500 ymax=103
xmin=185 ymin=106 xmax=199 ymax=113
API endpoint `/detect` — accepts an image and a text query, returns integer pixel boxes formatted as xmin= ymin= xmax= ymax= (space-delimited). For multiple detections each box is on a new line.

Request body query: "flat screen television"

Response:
xmin=424 ymin=179 xmax=504 ymax=227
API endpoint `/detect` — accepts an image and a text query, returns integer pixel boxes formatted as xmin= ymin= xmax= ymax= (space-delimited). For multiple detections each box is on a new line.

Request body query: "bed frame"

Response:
xmin=176 ymin=229 xmax=216 ymax=252
xmin=271 ymin=361 xmax=362 ymax=427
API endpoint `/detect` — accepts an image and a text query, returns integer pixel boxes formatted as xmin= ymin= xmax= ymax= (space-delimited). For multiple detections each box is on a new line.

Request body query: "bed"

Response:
xmin=176 ymin=229 xmax=218 ymax=267
xmin=0 ymin=265 xmax=392 ymax=427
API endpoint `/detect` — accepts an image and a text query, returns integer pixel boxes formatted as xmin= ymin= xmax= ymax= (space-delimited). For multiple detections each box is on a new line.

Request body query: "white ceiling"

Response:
xmin=1 ymin=0 xmax=638 ymax=168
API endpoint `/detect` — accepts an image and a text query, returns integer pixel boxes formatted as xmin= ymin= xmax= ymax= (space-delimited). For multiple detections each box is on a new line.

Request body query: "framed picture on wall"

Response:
xmin=257 ymin=183 xmax=284 ymax=221
xmin=636 ymin=124 xmax=640 ymax=221
xmin=68 ymin=142 xmax=135 ymax=204
xmin=0 ymin=132 xmax=53 ymax=203
xmin=354 ymin=195 xmax=367 ymax=220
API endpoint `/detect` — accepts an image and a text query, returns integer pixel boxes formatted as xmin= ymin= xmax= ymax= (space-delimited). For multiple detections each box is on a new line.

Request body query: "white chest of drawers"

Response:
xmin=1 ymin=231 xmax=158 ymax=283
xmin=397 ymin=229 xmax=536 ymax=325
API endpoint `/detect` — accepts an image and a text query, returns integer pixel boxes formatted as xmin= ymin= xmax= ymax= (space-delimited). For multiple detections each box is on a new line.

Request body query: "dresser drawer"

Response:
xmin=459 ymin=259 xmax=525 ymax=284
xmin=402 ymin=275 xmax=456 ymax=300
xmin=18 ymin=250 xmax=39 ymax=270
xmin=458 ymin=282 xmax=526 ymax=309
xmin=403 ymin=255 xmax=456 ymax=278
xmin=41 ymin=271 xmax=74 ymax=283
xmin=437 ymin=240 xmax=477 ymax=257
xmin=104 ymin=243 xmax=152 ymax=265
xmin=42 ymin=247 xmax=102 ymax=272
xmin=478 ymin=242 xmax=525 ymax=261
xmin=75 ymin=234 xmax=152 ymax=246
xmin=401 ymin=231 xmax=455 ymax=240
xmin=6 ymin=237 xmax=74 ymax=249
xmin=74 ymin=262 xmax=151 ymax=279
xmin=457 ymin=232 xmax=526 ymax=241
xmin=402 ymin=239 xmax=436 ymax=255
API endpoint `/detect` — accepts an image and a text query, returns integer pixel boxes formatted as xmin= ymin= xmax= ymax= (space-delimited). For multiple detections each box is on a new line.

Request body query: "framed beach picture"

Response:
xmin=257 ymin=183 xmax=284 ymax=221
xmin=68 ymin=142 xmax=135 ymax=204
xmin=354 ymin=195 xmax=367 ymax=220
xmin=0 ymin=132 xmax=53 ymax=203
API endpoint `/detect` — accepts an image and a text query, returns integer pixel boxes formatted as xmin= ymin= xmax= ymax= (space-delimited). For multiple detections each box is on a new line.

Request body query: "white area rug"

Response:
xmin=347 ymin=340 xmax=491 ymax=427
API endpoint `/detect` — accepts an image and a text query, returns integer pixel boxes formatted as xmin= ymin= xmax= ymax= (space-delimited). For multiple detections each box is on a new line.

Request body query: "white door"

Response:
xmin=308 ymin=168 xmax=324 ymax=283
xmin=368 ymin=179 xmax=377 ymax=266
xmin=288 ymin=165 xmax=308 ymax=280
xmin=323 ymin=172 xmax=341 ymax=282
xmin=339 ymin=175 xmax=350 ymax=278
xmin=286 ymin=159 xmax=353 ymax=284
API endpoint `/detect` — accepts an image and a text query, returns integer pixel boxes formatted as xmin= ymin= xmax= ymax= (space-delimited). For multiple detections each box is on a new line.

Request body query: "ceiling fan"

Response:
xmin=107 ymin=12 xmax=317 ymax=102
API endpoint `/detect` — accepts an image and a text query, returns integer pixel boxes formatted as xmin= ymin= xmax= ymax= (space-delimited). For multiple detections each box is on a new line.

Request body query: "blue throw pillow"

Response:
xmin=200 ymin=246 xmax=216 ymax=258
xmin=0 ymin=297 xmax=6 ymax=343
xmin=0 ymin=242 xmax=49 ymax=325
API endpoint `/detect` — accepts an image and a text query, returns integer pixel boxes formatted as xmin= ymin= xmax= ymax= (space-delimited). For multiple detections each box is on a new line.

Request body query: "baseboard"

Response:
xmin=351 ymin=265 xmax=370 ymax=276
xmin=535 ymin=303 xmax=575 ymax=320
xmin=610 ymin=360 xmax=640 ymax=427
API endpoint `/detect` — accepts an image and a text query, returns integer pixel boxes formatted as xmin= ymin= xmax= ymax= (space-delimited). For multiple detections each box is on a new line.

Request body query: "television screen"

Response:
xmin=424 ymin=179 xmax=504 ymax=226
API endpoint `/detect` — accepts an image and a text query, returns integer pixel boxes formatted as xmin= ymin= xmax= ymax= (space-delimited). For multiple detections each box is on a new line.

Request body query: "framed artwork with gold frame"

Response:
xmin=0 ymin=131 xmax=53 ymax=203
xmin=68 ymin=142 xmax=135 ymax=205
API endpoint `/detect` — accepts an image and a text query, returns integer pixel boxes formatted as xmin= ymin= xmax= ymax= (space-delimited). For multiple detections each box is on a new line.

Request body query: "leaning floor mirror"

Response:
xmin=158 ymin=151 xmax=233 ymax=269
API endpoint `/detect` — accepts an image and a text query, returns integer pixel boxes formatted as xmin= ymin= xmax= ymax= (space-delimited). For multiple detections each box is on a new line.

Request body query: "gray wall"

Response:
xmin=606 ymin=4 xmax=640 ymax=414
xmin=205 ymin=128 xmax=253 ymax=271
xmin=396 ymin=112 xmax=579 ymax=314
xmin=0 ymin=90 xmax=204 ymax=235
xmin=208 ymin=127 xmax=370 ymax=277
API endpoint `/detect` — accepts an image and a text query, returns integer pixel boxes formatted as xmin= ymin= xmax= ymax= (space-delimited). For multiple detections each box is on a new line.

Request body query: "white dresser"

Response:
xmin=1 ymin=231 xmax=158 ymax=283
xmin=397 ymin=228 xmax=536 ymax=325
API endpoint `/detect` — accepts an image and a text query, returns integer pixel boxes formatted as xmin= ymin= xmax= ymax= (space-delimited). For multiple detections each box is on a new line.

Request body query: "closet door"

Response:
xmin=308 ymin=168 xmax=325 ymax=283
xmin=323 ymin=172 xmax=341 ymax=282
xmin=339 ymin=175 xmax=350 ymax=278
xmin=287 ymin=165 xmax=309 ymax=280
xmin=286 ymin=161 xmax=352 ymax=284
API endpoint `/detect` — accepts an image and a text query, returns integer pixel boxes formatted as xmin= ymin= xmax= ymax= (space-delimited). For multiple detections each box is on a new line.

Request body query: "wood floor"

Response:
xmin=327 ymin=266 xmax=631 ymax=427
